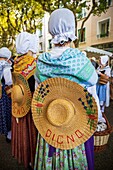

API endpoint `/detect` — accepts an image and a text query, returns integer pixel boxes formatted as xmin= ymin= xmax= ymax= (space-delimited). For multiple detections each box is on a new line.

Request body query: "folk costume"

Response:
xmin=96 ymin=55 xmax=111 ymax=113
xmin=110 ymin=66 xmax=113 ymax=100
xmin=33 ymin=8 xmax=99 ymax=170
xmin=0 ymin=47 xmax=12 ymax=141
xmin=11 ymin=32 xmax=38 ymax=169
xmin=91 ymin=57 xmax=98 ymax=69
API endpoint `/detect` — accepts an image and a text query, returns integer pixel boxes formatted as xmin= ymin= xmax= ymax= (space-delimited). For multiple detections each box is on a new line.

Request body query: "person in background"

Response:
xmin=34 ymin=8 xmax=101 ymax=170
xmin=0 ymin=47 xmax=12 ymax=142
xmin=91 ymin=57 xmax=98 ymax=69
xmin=96 ymin=55 xmax=111 ymax=113
xmin=110 ymin=64 xmax=113 ymax=100
xmin=82 ymin=53 xmax=105 ymax=124
xmin=11 ymin=32 xmax=38 ymax=169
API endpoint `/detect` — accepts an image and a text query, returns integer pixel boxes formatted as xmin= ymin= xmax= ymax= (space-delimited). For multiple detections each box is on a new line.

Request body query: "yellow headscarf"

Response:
xmin=14 ymin=54 xmax=36 ymax=80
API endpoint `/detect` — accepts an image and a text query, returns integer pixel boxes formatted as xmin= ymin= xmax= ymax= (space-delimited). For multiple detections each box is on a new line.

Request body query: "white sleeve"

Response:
xmin=34 ymin=74 xmax=40 ymax=90
xmin=3 ymin=67 xmax=13 ymax=86
xmin=105 ymin=67 xmax=111 ymax=77
xmin=35 ymin=80 xmax=39 ymax=90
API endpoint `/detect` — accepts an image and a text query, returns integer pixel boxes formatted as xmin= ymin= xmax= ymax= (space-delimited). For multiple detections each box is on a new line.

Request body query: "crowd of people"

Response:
xmin=0 ymin=8 xmax=112 ymax=170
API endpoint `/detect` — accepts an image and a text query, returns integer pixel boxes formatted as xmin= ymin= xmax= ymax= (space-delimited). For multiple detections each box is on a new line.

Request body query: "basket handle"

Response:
xmin=102 ymin=113 xmax=113 ymax=133
xmin=110 ymin=125 xmax=113 ymax=133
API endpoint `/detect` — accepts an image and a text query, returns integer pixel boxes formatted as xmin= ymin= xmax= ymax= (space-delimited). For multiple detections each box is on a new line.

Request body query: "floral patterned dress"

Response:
xmin=0 ymin=61 xmax=12 ymax=136
xmin=0 ymin=81 xmax=11 ymax=136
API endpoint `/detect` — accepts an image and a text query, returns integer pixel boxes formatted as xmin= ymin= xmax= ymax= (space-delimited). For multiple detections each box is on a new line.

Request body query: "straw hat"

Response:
xmin=12 ymin=72 xmax=32 ymax=118
xmin=32 ymin=77 xmax=98 ymax=150
xmin=99 ymin=74 xmax=109 ymax=84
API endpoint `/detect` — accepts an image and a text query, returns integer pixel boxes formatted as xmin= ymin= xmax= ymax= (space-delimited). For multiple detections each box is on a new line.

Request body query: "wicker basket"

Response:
xmin=99 ymin=74 xmax=109 ymax=85
xmin=94 ymin=113 xmax=113 ymax=152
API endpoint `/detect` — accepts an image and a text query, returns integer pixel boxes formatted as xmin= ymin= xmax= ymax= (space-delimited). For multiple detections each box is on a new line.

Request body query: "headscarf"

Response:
xmin=0 ymin=47 xmax=12 ymax=86
xmin=48 ymin=8 xmax=77 ymax=44
xmin=16 ymin=32 xmax=38 ymax=55
xmin=100 ymin=55 xmax=109 ymax=66
xmin=14 ymin=32 xmax=38 ymax=79
xmin=0 ymin=47 xmax=11 ymax=60
xmin=0 ymin=47 xmax=12 ymax=68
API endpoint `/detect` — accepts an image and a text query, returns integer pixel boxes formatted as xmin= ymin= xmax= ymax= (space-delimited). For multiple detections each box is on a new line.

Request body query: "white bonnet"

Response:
xmin=100 ymin=55 xmax=109 ymax=65
xmin=82 ymin=51 xmax=87 ymax=56
xmin=16 ymin=32 xmax=38 ymax=55
xmin=48 ymin=8 xmax=77 ymax=44
xmin=0 ymin=47 xmax=11 ymax=59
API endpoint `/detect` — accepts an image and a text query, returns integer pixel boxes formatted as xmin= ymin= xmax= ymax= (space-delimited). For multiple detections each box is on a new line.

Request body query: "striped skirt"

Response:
xmin=11 ymin=112 xmax=37 ymax=169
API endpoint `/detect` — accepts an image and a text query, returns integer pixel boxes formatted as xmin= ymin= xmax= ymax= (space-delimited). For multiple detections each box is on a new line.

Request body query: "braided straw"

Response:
xmin=99 ymin=74 xmax=109 ymax=85
xmin=32 ymin=77 xmax=98 ymax=150
xmin=12 ymin=72 xmax=32 ymax=118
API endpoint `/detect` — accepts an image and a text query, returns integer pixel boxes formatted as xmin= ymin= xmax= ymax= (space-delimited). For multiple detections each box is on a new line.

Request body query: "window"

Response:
xmin=107 ymin=0 xmax=112 ymax=6
xmin=82 ymin=8 xmax=86 ymax=18
xmin=39 ymin=29 xmax=42 ymax=37
xmin=78 ymin=28 xmax=86 ymax=42
xmin=48 ymin=39 xmax=52 ymax=49
xmin=77 ymin=8 xmax=86 ymax=19
xmin=39 ymin=42 xmax=43 ymax=52
xmin=97 ymin=19 xmax=110 ymax=38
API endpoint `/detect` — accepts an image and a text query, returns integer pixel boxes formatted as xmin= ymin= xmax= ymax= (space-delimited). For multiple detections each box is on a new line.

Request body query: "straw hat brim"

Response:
xmin=12 ymin=72 xmax=32 ymax=118
xmin=32 ymin=77 xmax=98 ymax=150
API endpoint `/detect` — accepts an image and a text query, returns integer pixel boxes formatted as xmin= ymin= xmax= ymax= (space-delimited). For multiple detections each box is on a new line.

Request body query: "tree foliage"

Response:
xmin=35 ymin=0 xmax=110 ymax=46
xmin=0 ymin=0 xmax=110 ymax=49
xmin=0 ymin=0 xmax=44 ymax=49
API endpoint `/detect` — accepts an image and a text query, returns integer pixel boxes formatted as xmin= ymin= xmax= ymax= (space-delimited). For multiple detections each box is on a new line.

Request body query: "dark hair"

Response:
xmin=55 ymin=38 xmax=72 ymax=47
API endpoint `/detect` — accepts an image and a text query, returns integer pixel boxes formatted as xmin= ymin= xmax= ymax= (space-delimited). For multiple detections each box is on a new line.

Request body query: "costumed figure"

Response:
xmin=11 ymin=32 xmax=38 ymax=169
xmin=91 ymin=57 xmax=98 ymax=69
xmin=96 ymin=55 xmax=111 ymax=113
xmin=0 ymin=47 xmax=12 ymax=142
xmin=32 ymin=8 xmax=103 ymax=170
xmin=110 ymin=65 xmax=113 ymax=100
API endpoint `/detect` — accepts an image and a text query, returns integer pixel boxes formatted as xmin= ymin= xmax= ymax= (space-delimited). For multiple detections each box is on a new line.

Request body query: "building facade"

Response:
xmin=37 ymin=12 xmax=52 ymax=53
xmin=38 ymin=1 xmax=113 ymax=54
xmin=78 ymin=0 xmax=113 ymax=53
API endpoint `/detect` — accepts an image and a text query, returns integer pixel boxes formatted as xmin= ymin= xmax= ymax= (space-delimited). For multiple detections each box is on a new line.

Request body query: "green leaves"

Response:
xmin=36 ymin=0 xmax=110 ymax=47
xmin=0 ymin=0 xmax=110 ymax=49
xmin=0 ymin=0 xmax=44 ymax=49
